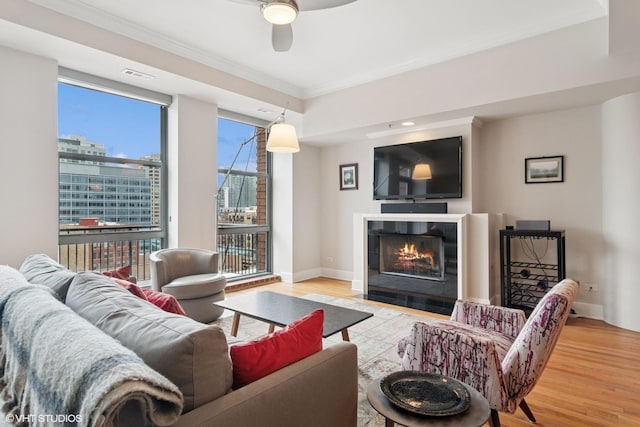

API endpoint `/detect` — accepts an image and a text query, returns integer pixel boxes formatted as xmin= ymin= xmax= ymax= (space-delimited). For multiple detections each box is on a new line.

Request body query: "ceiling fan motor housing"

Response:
xmin=262 ymin=1 xmax=299 ymax=25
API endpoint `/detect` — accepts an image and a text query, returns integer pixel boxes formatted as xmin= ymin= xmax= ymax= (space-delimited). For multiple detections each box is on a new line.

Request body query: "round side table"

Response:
xmin=366 ymin=377 xmax=490 ymax=427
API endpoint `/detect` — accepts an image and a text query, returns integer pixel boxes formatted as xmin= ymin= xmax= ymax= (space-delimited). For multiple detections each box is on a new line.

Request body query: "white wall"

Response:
xmin=478 ymin=105 xmax=604 ymax=317
xmin=602 ymin=91 xmax=640 ymax=332
xmin=292 ymin=145 xmax=323 ymax=281
xmin=167 ymin=95 xmax=218 ymax=249
xmin=0 ymin=46 xmax=59 ymax=268
xmin=272 ymin=154 xmax=294 ymax=282
xmin=319 ymin=142 xmax=371 ymax=281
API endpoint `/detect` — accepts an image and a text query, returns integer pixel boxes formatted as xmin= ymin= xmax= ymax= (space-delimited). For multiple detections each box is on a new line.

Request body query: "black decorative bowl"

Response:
xmin=379 ymin=371 xmax=471 ymax=416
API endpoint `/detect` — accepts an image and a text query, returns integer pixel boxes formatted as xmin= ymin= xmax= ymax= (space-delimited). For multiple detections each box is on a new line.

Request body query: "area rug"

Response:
xmin=212 ymin=293 xmax=438 ymax=427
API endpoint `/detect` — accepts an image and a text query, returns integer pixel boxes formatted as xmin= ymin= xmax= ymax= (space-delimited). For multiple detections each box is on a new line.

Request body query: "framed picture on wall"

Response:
xmin=339 ymin=163 xmax=358 ymax=190
xmin=525 ymin=156 xmax=564 ymax=183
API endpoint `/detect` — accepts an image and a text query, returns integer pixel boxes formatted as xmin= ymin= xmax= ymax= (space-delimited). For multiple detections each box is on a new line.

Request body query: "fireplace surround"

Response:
xmin=353 ymin=213 xmax=487 ymax=315
xmin=367 ymin=220 xmax=458 ymax=314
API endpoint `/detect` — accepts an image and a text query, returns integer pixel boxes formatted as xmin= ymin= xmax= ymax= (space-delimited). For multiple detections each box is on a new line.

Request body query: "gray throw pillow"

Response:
xmin=65 ymin=272 xmax=233 ymax=412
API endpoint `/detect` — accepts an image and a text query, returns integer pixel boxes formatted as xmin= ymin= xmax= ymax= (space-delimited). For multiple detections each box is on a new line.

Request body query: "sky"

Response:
xmin=58 ymin=82 xmax=258 ymax=170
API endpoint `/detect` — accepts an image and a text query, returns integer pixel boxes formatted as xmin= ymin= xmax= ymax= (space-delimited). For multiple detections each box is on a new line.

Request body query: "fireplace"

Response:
xmin=354 ymin=213 xmax=490 ymax=316
xmin=379 ymin=235 xmax=444 ymax=281
xmin=366 ymin=220 xmax=458 ymax=315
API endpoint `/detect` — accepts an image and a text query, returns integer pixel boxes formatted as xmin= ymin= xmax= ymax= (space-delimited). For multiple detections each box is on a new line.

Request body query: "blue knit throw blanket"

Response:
xmin=0 ymin=266 xmax=183 ymax=427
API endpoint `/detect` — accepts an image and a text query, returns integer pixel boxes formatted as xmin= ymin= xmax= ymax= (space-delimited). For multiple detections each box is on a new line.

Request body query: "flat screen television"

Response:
xmin=373 ymin=136 xmax=462 ymax=200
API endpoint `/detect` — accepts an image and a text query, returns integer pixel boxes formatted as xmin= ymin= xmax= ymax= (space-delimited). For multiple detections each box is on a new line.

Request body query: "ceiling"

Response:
xmin=24 ymin=0 xmax=607 ymax=100
xmin=3 ymin=0 xmax=628 ymax=144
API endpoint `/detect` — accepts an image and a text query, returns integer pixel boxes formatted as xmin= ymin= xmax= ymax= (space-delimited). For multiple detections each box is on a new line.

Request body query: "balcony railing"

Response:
xmin=58 ymin=224 xmax=270 ymax=282
xmin=217 ymin=226 xmax=270 ymax=280
xmin=58 ymin=224 xmax=164 ymax=281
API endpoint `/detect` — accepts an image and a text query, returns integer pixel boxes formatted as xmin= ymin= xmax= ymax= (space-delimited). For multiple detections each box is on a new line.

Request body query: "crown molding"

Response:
xmin=303 ymin=9 xmax=608 ymax=98
xmin=28 ymin=0 xmax=304 ymax=98
xmin=29 ymin=0 xmax=607 ymax=100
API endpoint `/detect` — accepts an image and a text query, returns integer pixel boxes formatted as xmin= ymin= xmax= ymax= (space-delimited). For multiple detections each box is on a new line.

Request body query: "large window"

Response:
xmin=217 ymin=117 xmax=271 ymax=279
xmin=57 ymin=71 xmax=169 ymax=280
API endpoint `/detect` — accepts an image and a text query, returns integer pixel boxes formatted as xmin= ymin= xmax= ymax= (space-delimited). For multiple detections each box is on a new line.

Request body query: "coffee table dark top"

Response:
xmin=214 ymin=291 xmax=373 ymax=338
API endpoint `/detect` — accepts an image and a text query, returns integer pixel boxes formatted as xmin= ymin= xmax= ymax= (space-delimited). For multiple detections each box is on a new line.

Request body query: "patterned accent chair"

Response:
xmin=397 ymin=279 xmax=579 ymax=427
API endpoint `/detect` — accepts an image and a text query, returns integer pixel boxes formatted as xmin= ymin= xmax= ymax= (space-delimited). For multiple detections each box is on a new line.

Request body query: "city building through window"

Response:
xmin=57 ymin=74 xmax=168 ymax=280
xmin=217 ymin=117 xmax=271 ymax=279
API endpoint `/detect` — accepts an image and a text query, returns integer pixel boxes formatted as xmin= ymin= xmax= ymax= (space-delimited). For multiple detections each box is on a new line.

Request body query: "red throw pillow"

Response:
xmin=112 ymin=278 xmax=148 ymax=300
xmin=141 ymin=289 xmax=187 ymax=316
xmin=229 ymin=309 xmax=324 ymax=388
xmin=102 ymin=265 xmax=132 ymax=280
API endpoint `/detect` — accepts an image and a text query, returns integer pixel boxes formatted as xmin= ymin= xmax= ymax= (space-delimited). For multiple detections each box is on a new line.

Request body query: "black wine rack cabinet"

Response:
xmin=499 ymin=229 xmax=566 ymax=313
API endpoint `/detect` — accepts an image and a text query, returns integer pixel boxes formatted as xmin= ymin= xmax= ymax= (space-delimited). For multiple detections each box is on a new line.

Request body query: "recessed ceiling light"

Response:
xmin=401 ymin=121 xmax=415 ymax=126
xmin=121 ymin=68 xmax=155 ymax=80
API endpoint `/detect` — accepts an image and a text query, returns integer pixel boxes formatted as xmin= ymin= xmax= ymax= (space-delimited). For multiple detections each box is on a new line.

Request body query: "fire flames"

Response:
xmin=395 ymin=242 xmax=434 ymax=267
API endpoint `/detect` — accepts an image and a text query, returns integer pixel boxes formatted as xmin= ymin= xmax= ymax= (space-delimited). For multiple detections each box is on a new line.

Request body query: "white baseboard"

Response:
xmin=489 ymin=293 xmax=603 ymax=320
xmin=572 ymin=301 xmax=604 ymax=320
xmin=292 ymin=268 xmax=323 ymax=283
xmin=320 ymin=268 xmax=353 ymax=282
xmin=278 ymin=272 xmax=294 ymax=283
xmin=278 ymin=268 xmax=354 ymax=284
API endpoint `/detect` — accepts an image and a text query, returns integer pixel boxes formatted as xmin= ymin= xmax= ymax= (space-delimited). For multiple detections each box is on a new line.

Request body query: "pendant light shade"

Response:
xmin=412 ymin=163 xmax=432 ymax=180
xmin=266 ymin=122 xmax=300 ymax=153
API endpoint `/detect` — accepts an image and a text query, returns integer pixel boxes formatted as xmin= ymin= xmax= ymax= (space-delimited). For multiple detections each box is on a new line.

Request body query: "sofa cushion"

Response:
xmin=19 ymin=254 xmax=75 ymax=301
xmin=65 ymin=272 xmax=232 ymax=412
xmin=230 ymin=309 xmax=324 ymax=388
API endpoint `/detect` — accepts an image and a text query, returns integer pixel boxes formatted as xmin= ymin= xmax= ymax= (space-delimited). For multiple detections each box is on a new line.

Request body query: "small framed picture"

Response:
xmin=339 ymin=163 xmax=358 ymax=190
xmin=525 ymin=156 xmax=564 ymax=183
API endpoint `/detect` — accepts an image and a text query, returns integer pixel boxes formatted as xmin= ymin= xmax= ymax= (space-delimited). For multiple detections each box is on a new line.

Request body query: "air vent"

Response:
xmin=121 ymin=68 xmax=154 ymax=80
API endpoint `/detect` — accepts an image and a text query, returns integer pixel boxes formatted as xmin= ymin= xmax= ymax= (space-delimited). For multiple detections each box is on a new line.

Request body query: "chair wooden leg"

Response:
xmin=488 ymin=409 xmax=501 ymax=427
xmin=519 ymin=399 xmax=537 ymax=423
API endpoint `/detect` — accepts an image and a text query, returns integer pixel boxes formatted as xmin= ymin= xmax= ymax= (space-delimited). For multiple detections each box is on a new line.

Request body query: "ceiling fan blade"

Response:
xmin=297 ymin=0 xmax=357 ymax=12
xmin=227 ymin=0 xmax=260 ymax=6
xmin=272 ymin=24 xmax=293 ymax=52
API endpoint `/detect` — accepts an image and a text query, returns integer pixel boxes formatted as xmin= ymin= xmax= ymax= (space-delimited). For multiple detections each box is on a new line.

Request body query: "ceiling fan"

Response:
xmin=231 ymin=0 xmax=358 ymax=52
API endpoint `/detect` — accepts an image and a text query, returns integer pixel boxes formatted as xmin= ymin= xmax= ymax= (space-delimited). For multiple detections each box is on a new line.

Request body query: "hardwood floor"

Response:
xmin=228 ymin=277 xmax=640 ymax=427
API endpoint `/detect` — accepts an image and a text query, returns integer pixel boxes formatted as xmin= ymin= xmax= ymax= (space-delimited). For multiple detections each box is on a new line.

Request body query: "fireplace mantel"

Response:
xmin=353 ymin=213 xmax=491 ymax=305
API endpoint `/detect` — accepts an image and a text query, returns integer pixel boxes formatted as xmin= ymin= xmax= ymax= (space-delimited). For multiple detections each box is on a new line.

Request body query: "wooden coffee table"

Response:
xmin=367 ymin=376 xmax=490 ymax=427
xmin=214 ymin=291 xmax=373 ymax=341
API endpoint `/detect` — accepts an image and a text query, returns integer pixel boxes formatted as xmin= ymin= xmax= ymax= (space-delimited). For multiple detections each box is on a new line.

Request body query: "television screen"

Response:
xmin=373 ymin=136 xmax=462 ymax=200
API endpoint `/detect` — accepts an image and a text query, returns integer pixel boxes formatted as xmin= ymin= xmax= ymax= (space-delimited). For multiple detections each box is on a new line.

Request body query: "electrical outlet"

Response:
xmin=586 ymin=283 xmax=599 ymax=292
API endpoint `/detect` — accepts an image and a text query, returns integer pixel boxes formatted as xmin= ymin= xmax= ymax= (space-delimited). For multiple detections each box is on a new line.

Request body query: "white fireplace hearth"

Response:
xmin=352 ymin=213 xmax=492 ymax=310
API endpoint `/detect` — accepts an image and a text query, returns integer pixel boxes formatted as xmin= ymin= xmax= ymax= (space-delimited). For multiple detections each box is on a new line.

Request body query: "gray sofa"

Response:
xmin=1 ymin=254 xmax=358 ymax=427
